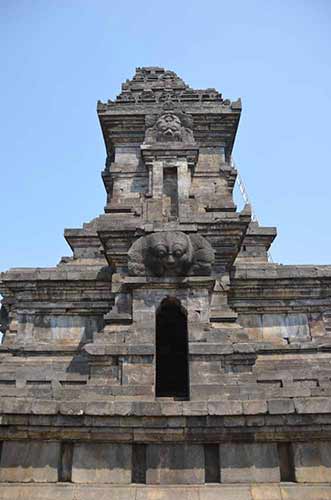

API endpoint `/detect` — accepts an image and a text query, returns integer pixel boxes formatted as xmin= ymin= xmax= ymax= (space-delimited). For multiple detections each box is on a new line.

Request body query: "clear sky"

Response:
xmin=1 ymin=0 xmax=330 ymax=271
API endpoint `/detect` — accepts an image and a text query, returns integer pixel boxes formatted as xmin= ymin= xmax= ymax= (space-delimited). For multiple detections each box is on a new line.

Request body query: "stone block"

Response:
xmin=293 ymin=441 xmax=331 ymax=482
xmin=198 ymin=485 xmax=252 ymax=499
xmin=72 ymin=443 xmax=132 ymax=483
xmin=189 ymin=343 xmax=234 ymax=355
xmin=208 ymin=400 xmax=242 ymax=415
xmin=2 ymin=397 xmax=32 ymax=414
xmin=0 ymin=484 xmax=75 ymax=500
xmin=220 ymin=443 xmax=280 ymax=483
xmin=294 ymin=397 xmax=331 ymax=413
xmin=223 ymin=416 xmax=246 ymax=427
xmin=286 ymin=314 xmax=310 ymax=342
xmin=76 ymin=484 xmax=137 ymax=500
xmin=262 ymin=313 xmax=310 ymax=343
xmin=243 ymin=400 xmax=267 ymax=415
xmin=233 ymin=343 xmax=255 ymax=354
xmin=136 ymin=486 xmax=200 ymax=500
xmin=160 ymin=401 xmax=183 ymax=416
xmin=85 ymin=401 xmax=113 ymax=415
xmin=262 ymin=314 xmax=288 ymax=343
xmin=191 ymin=384 xmax=225 ymax=400
xmin=132 ymin=402 xmax=161 ymax=416
xmin=122 ymin=363 xmax=154 ymax=385
xmin=238 ymin=314 xmax=263 ymax=341
xmin=146 ymin=444 xmax=204 ymax=484
xmin=112 ymin=402 xmax=134 ymax=415
xmin=280 ymin=484 xmax=331 ymax=500
xmin=246 ymin=415 xmax=265 ymax=426
xmin=0 ymin=440 xmax=60 ymax=482
xmin=183 ymin=401 xmax=208 ymax=415
xmin=251 ymin=485 xmax=282 ymax=500
xmin=268 ymin=398 xmax=295 ymax=414
xmin=59 ymin=402 xmax=86 ymax=415
xmin=282 ymin=382 xmax=311 ymax=398
xmin=22 ymin=314 xmax=100 ymax=345
xmin=31 ymin=400 xmax=58 ymax=415
xmin=190 ymin=360 xmax=224 ymax=385
xmin=309 ymin=313 xmax=326 ymax=338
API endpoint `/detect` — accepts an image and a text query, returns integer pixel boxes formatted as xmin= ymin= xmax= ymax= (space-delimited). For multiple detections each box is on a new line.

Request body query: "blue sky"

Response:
xmin=1 ymin=0 xmax=330 ymax=270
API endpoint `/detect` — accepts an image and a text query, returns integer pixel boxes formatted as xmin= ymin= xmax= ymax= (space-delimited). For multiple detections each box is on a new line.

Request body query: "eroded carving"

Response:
xmin=128 ymin=231 xmax=214 ymax=277
xmin=144 ymin=112 xmax=195 ymax=144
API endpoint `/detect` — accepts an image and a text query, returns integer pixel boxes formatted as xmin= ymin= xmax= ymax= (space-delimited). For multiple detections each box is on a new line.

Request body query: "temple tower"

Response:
xmin=1 ymin=67 xmax=331 ymax=499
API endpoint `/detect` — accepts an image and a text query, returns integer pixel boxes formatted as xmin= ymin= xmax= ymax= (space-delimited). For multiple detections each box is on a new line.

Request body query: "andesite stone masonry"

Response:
xmin=0 ymin=67 xmax=331 ymax=499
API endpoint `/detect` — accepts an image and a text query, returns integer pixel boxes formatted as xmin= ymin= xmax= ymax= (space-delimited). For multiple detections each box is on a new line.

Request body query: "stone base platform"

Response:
xmin=1 ymin=483 xmax=331 ymax=500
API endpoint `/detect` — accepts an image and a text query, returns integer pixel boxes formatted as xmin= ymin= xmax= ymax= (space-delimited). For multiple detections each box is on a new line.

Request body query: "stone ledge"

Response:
xmin=0 ymin=267 xmax=111 ymax=282
xmin=2 ymin=397 xmax=331 ymax=418
xmin=0 ymin=483 xmax=331 ymax=500
xmin=232 ymin=264 xmax=331 ymax=280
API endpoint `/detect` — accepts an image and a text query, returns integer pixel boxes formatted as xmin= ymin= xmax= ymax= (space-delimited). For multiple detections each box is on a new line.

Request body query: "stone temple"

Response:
xmin=0 ymin=67 xmax=331 ymax=499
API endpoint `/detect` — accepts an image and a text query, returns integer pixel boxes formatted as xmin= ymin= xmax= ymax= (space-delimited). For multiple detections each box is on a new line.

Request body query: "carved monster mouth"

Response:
xmin=165 ymin=261 xmax=176 ymax=267
xmin=163 ymin=127 xmax=176 ymax=135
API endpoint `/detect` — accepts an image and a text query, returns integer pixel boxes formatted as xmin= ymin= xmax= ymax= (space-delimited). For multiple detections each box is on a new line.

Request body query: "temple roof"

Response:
xmin=97 ymin=67 xmax=241 ymax=159
xmin=113 ymin=66 xmax=224 ymax=105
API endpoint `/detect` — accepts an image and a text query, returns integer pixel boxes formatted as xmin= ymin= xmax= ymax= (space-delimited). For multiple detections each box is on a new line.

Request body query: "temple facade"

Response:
xmin=1 ymin=67 xmax=331 ymax=499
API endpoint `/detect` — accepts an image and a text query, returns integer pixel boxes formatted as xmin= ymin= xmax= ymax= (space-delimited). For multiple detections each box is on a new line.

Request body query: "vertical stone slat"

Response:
xmin=58 ymin=442 xmax=74 ymax=482
xmin=132 ymin=444 xmax=146 ymax=484
xmin=204 ymin=444 xmax=220 ymax=483
xmin=278 ymin=442 xmax=295 ymax=482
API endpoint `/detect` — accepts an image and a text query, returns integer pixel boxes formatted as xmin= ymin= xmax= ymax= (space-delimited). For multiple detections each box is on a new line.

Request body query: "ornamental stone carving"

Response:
xmin=144 ymin=112 xmax=195 ymax=144
xmin=128 ymin=231 xmax=214 ymax=277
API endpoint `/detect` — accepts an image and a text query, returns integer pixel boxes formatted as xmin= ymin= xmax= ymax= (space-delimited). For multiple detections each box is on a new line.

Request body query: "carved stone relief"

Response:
xmin=128 ymin=231 xmax=214 ymax=277
xmin=144 ymin=112 xmax=195 ymax=144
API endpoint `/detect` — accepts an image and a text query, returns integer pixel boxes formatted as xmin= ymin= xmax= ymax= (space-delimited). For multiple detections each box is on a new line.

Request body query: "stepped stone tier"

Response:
xmin=1 ymin=67 xmax=331 ymax=499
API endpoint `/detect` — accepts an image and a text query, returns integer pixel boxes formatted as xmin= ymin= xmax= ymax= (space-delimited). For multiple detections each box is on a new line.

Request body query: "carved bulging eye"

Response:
xmin=173 ymin=248 xmax=184 ymax=258
xmin=155 ymin=246 xmax=167 ymax=258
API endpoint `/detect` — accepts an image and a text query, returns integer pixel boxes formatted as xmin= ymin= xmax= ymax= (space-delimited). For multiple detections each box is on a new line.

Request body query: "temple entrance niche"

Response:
xmin=155 ymin=297 xmax=189 ymax=399
xmin=163 ymin=167 xmax=178 ymax=217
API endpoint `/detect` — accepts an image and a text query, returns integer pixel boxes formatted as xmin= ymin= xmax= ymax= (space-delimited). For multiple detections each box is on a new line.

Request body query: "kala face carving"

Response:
xmin=144 ymin=111 xmax=195 ymax=144
xmin=155 ymin=113 xmax=182 ymax=142
xmin=148 ymin=232 xmax=193 ymax=276
xmin=128 ymin=231 xmax=215 ymax=277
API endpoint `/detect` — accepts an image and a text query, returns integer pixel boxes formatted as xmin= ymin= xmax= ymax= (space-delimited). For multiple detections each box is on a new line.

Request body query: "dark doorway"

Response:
xmin=155 ymin=297 xmax=189 ymax=398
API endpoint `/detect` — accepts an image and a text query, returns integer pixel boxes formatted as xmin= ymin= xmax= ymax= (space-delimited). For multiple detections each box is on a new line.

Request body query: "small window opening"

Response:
xmin=155 ymin=297 xmax=189 ymax=398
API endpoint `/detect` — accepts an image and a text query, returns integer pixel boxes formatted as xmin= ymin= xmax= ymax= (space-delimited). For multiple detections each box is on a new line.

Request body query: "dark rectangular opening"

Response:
xmin=27 ymin=380 xmax=51 ymax=385
xmin=58 ymin=442 xmax=73 ymax=482
xmin=163 ymin=167 xmax=178 ymax=217
xmin=60 ymin=381 xmax=87 ymax=386
xmin=278 ymin=442 xmax=295 ymax=482
xmin=132 ymin=444 xmax=146 ymax=484
xmin=205 ymin=444 xmax=220 ymax=483
xmin=156 ymin=298 xmax=189 ymax=399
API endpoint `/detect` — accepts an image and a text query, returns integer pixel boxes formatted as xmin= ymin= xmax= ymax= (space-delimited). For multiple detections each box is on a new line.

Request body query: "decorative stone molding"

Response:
xmin=144 ymin=112 xmax=195 ymax=144
xmin=128 ymin=231 xmax=215 ymax=277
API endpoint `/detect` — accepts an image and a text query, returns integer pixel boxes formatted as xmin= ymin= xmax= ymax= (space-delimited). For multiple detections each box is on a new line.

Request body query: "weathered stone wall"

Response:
xmin=0 ymin=67 xmax=331 ymax=496
xmin=0 ymin=439 xmax=331 ymax=485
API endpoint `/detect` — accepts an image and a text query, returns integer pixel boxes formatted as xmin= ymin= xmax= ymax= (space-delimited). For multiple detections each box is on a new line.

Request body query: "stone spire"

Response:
xmin=0 ymin=68 xmax=330 ymax=496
